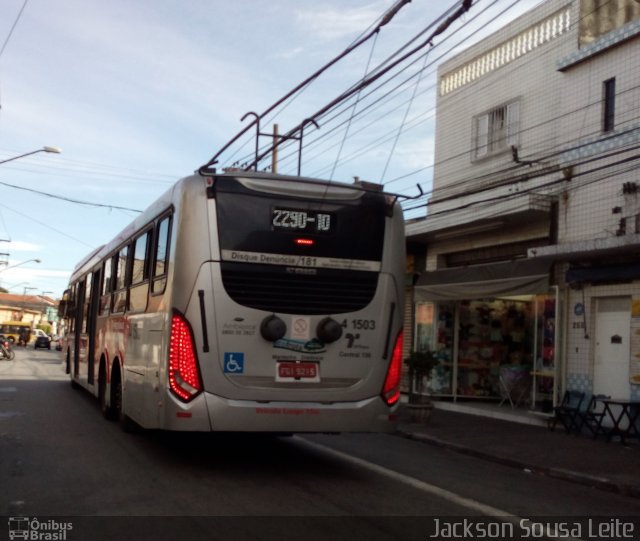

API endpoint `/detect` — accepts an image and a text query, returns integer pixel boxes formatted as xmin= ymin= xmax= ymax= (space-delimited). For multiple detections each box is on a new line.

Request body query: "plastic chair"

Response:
xmin=578 ymin=394 xmax=610 ymax=439
xmin=548 ymin=390 xmax=585 ymax=433
xmin=498 ymin=365 xmax=531 ymax=409
xmin=498 ymin=375 xmax=515 ymax=408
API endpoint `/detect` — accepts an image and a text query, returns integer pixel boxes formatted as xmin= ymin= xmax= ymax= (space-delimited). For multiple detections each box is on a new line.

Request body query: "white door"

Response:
xmin=594 ymin=297 xmax=631 ymax=400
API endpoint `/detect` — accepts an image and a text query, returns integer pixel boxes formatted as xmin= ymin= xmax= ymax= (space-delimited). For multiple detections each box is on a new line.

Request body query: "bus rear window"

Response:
xmin=214 ymin=177 xmax=385 ymax=264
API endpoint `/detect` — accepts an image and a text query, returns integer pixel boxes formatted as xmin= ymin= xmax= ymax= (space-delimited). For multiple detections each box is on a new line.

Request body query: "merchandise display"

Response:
xmin=417 ymin=294 xmax=557 ymax=407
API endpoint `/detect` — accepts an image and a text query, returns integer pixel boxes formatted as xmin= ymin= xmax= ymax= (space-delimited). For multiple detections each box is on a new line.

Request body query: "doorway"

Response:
xmin=594 ymin=297 xmax=631 ymax=399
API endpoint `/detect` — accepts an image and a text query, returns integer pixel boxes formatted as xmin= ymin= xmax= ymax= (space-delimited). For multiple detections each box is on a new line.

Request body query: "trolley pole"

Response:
xmin=272 ymin=124 xmax=279 ymax=174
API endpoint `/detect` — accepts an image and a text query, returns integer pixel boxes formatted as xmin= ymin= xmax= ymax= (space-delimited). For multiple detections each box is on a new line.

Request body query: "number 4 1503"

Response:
xmin=341 ymin=319 xmax=376 ymax=330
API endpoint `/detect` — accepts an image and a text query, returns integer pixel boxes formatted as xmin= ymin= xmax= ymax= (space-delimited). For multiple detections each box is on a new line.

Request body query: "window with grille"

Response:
xmin=473 ymin=100 xmax=520 ymax=160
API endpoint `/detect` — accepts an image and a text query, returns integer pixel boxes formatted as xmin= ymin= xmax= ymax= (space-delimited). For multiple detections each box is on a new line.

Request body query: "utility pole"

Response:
xmin=0 ymin=238 xmax=9 ymax=269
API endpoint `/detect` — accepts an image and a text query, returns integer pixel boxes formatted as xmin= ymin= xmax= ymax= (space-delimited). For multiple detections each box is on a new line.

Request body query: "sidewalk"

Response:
xmin=396 ymin=404 xmax=640 ymax=498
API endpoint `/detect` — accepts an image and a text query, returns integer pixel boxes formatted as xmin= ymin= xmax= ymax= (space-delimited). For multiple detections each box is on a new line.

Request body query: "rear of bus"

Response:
xmin=168 ymin=172 xmax=404 ymax=433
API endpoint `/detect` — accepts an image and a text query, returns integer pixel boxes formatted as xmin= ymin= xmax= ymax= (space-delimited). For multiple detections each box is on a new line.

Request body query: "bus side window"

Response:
xmin=129 ymin=229 xmax=151 ymax=312
xmin=82 ymin=273 xmax=92 ymax=333
xmin=59 ymin=288 xmax=75 ymax=319
xmin=69 ymin=283 xmax=78 ymax=333
xmin=131 ymin=230 xmax=151 ymax=284
xmin=100 ymin=256 xmax=113 ymax=315
xmin=152 ymin=214 xmax=172 ymax=294
xmin=112 ymin=245 xmax=130 ymax=313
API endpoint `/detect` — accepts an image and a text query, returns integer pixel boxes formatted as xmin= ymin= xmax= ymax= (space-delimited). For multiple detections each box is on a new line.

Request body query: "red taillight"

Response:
xmin=169 ymin=313 xmax=202 ymax=402
xmin=382 ymin=331 xmax=403 ymax=406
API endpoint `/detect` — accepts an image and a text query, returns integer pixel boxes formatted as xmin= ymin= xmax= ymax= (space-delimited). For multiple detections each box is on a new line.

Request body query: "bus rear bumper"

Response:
xmin=203 ymin=393 xmax=399 ymax=433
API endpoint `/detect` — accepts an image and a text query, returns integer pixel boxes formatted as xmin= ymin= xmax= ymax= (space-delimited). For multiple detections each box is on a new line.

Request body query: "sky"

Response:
xmin=0 ymin=0 xmax=540 ymax=298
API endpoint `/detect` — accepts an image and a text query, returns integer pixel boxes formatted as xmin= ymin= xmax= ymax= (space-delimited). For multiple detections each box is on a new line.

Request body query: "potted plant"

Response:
xmin=404 ymin=350 xmax=437 ymax=422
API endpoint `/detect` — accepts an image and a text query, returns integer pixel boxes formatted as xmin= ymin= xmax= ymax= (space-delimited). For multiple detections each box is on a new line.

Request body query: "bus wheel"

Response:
xmin=111 ymin=364 xmax=138 ymax=433
xmin=68 ymin=352 xmax=80 ymax=389
xmin=99 ymin=364 xmax=114 ymax=421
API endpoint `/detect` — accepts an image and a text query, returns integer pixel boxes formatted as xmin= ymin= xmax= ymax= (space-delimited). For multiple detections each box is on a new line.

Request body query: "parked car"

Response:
xmin=34 ymin=335 xmax=51 ymax=350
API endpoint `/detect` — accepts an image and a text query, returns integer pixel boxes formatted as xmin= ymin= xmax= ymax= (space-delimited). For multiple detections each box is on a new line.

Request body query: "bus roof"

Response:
xmin=67 ymin=171 xmax=397 ymax=284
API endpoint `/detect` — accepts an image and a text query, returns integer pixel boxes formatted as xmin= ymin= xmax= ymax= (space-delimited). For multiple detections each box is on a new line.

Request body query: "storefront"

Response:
xmin=413 ymin=260 xmax=561 ymax=413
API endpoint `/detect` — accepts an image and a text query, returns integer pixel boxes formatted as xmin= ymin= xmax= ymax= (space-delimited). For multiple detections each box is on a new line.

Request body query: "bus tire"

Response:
xmin=99 ymin=363 xmax=115 ymax=421
xmin=111 ymin=363 xmax=138 ymax=433
xmin=68 ymin=351 xmax=80 ymax=389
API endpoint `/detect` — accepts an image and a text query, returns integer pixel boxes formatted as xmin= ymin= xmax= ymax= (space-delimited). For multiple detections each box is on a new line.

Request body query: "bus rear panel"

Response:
xmin=164 ymin=173 xmax=405 ymax=432
xmin=64 ymin=172 xmax=405 ymax=434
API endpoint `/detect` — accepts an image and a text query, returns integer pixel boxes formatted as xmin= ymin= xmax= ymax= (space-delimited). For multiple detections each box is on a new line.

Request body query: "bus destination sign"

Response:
xmin=272 ymin=207 xmax=335 ymax=234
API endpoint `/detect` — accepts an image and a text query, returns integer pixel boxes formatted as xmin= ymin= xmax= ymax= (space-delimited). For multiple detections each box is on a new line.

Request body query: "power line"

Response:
xmin=218 ymin=0 xmax=470 ymax=174
xmin=0 ymin=202 xmax=94 ymax=248
xmin=200 ymin=0 xmax=414 ymax=172
xmin=375 ymin=1 xmax=639 ymax=205
xmin=295 ymin=0 xmax=610 ymax=188
xmin=268 ymin=0 xmax=512 ymax=179
xmin=0 ymin=178 xmax=143 ymax=212
xmin=0 ymin=0 xmax=29 ymax=60
xmin=403 ymin=146 xmax=640 ymax=223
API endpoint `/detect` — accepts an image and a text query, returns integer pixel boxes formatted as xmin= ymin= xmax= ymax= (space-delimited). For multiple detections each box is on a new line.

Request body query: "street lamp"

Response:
xmin=0 ymin=146 xmax=62 ymax=166
xmin=0 ymin=259 xmax=42 ymax=273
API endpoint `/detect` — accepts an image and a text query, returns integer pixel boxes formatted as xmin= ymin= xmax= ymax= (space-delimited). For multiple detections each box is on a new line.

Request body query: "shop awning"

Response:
xmin=414 ymin=259 xmax=551 ymax=301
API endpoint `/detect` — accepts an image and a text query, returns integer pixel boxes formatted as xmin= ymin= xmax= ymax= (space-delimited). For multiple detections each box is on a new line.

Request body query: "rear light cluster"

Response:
xmin=381 ymin=331 xmax=403 ymax=406
xmin=169 ymin=313 xmax=202 ymax=402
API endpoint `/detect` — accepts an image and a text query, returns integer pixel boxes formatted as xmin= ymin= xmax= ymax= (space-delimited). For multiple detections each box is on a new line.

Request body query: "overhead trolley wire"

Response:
xmin=219 ymin=1 xmax=474 ymax=174
xmin=270 ymin=0 xmax=514 ymax=179
xmin=329 ymin=31 xmax=380 ymax=180
xmin=0 ymin=0 xmax=29 ymax=60
xmin=199 ymin=0 xmax=414 ymax=173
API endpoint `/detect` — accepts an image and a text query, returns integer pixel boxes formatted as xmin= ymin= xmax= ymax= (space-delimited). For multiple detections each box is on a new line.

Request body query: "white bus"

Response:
xmin=60 ymin=171 xmax=405 ymax=433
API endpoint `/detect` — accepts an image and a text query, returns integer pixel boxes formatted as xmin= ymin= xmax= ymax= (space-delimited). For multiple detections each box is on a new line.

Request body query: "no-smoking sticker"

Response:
xmin=291 ymin=316 xmax=310 ymax=340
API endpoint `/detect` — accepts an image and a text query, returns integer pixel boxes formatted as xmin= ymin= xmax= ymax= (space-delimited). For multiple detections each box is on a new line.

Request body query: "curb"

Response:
xmin=396 ymin=427 xmax=640 ymax=499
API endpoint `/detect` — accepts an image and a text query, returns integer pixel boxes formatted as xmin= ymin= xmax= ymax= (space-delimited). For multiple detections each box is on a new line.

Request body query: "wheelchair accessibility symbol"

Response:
xmin=224 ymin=352 xmax=245 ymax=374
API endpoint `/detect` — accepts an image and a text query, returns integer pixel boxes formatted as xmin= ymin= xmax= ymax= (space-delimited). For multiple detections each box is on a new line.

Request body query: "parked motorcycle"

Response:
xmin=0 ymin=335 xmax=15 ymax=360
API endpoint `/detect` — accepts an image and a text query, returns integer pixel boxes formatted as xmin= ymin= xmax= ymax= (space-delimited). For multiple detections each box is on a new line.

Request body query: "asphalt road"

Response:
xmin=1 ymin=348 xmax=639 ymax=541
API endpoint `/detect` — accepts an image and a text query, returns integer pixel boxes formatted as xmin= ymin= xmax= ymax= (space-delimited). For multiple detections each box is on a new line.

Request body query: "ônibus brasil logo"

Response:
xmin=7 ymin=517 xmax=73 ymax=540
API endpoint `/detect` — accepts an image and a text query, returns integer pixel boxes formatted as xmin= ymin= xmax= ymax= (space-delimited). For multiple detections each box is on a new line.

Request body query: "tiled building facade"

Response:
xmin=407 ymin=0 xmax=640 ymax=411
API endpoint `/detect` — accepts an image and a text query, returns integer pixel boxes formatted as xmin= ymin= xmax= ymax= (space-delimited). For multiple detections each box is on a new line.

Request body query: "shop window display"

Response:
xmin=457 ymin=299 xmax=533 ymax=397
xmin=416 ymin=294 xmax=556 ymax=405
xmin=432 ymin=305 xmax=454 ymax=394
xmin=416 ymin=303 xmax=453 ymax=394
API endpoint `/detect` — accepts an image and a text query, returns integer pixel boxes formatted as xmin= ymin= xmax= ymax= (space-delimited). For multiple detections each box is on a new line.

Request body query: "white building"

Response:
xmin=407 ymin=0 xmax=640 ymax=413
